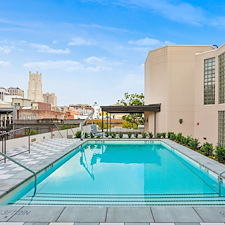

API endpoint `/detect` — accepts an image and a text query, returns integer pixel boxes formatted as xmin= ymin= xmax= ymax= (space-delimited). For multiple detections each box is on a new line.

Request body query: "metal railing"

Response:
xmin=49 ymin=124 xmax=64 ymax=138
xmin=0 ymin=127 xmax=31 ymax=163
xmin=218 ymin=171 xmax=225 ymax=196
xmin=0 ymin=151 xmax=37 ymax=194
xmin=53 ymin=124 xmax=63 ymax=138
xmin=80 ymin=110 xmax=94 ymax=141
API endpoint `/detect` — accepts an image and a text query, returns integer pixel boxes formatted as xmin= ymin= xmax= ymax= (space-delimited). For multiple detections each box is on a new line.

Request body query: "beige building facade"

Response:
xmin=7 ymin=87 xmax=24 ymax=98
xmin=194 ymin=44 xmax=225 ymax=145
xmin=27 ymin=71 xmax=44 ymax=102
xmin=144 ymin=45 xmax=225 ymax=145
xmin=43 ymin=92 xmax=57 ymax=107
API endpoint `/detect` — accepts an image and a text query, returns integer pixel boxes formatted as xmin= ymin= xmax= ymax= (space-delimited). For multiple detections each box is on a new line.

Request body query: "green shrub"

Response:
xmin=142 ymin=132 xmax=147 ymax=138
xmin=122 ymin=121 xmax=138 ymax=129
xmin=188 ymin=138 xmax=200 ymax=150
xmin=215 ymin=144 xmax=225 ymax=163
xmin=176 ymin=133 xmax=183 ymax=143
xmin=167 ymin=132 xmax=173 ymax=139
xmin=111 ymin=132 xmax=116 ymax=138
xmin=169 ymin=133 xmax=176 ymax=140
xmin=201 ymin=142 xmax=214 ymax=156
xmin=161 ymin=132 xmax=166 ymax=138
xmin=180 ymin=136 xmax=188 ymax=146
xmin=134 ymin=132 xmax=139 ymax=138
xmin=156 ymin=133 xmax=161 ymax=138
xmin=148 ymin=132 xmax=153 ymax=139
xmin=25 ymin=129 xmax=38 ymax=136
xmin=119 ymin=132 xmax=123 ymax=138
xmin=128 ymin=131 xmax=132 ymax=138
xmin=105 ymin=131 xmax=109 ymax=137
xmin=75 ymin=131 xmax=81 ymax=138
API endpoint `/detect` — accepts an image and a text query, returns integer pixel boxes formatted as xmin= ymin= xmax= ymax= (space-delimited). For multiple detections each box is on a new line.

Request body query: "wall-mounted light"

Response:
xmin=179 ymin=119 xmax=183 ymax=124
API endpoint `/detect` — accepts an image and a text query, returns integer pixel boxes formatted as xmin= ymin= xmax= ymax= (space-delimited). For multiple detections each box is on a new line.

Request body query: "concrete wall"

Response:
xmin=194 ymin=45 xmax=225 ymax=145
xmin=0 ymin=125 xmax=92 ymax=152
xmin=145 ymin=45 xmax=213 ymax=137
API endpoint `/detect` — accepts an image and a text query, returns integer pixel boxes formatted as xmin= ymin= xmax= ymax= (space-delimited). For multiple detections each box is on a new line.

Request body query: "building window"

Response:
xmin=204 ymin=57 xmax=215 ymax=105
xmin=219 ymin=111 xmax=225 ymax=146
xmin=219 ymin=52 xmax=225 ymax=104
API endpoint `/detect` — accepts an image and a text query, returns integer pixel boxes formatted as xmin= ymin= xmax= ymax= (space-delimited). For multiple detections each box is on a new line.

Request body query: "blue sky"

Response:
xmin=0 ymin=0 xmax=225 ymax=106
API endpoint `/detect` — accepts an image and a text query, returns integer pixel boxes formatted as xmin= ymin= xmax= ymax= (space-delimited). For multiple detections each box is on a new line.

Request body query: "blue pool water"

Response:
xmin=3 ymin=141 xmax=225 ymax=205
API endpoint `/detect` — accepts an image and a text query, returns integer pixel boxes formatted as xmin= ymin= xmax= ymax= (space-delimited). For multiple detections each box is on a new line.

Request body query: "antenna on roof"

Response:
xmin=213 ymin=45 xmax=218 ymax=48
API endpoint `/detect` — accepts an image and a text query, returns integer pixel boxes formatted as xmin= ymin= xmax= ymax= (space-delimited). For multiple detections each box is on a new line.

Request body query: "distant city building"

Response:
xmin=32 ymin=102 xmax=51 ymax=111
xmin=93 ymin=102 xmax=100 ymax=119
xmin=12 ymin=98 xmax=32 ymax=108
xmin=0 ymin=87 xmax=23 ymax=105
xmin=17 ymin=109 xmax=65 ymax=120
xmin=27 ymin=71 xmax=44 ymax=102
xmin=0 ymin=87 xmax=9 ymax=102
xmin=43 ymin=92 xmax=57 ymax=107
xmin=7 ymin=87 xmax=24 ymax=98
xmin=57 ymin=106 xmax=69 ymax=113
xmin=69 ymin=104 xmax=93 ymax=119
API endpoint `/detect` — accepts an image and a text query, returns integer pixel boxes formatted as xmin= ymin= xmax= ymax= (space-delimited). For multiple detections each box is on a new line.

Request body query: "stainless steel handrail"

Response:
xmin=0 ymin=127 xmax=31 ymax=162
xmin=53 ymin=124 xmax=63 ymax=138
xmin=0 ymin=151 xmax=37 ymax=194
xmin=218 ymin=171 xmax=225 ymax=196
xmin=70 ymin=124 xmax=75 ymax=136
xmin=0 ymin=127 xmax=30 ymax=137
xmin=80 ymin=110 xmax=94 ymax=141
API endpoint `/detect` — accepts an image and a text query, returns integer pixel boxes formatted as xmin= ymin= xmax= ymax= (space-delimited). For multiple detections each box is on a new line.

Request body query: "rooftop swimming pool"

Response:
xmin=1 ymin=140 xmax=225 ymax=206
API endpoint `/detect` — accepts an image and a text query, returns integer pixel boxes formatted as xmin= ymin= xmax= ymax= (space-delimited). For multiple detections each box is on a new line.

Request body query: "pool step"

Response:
xmin=12 ymin=193 xmax=225 ymax=206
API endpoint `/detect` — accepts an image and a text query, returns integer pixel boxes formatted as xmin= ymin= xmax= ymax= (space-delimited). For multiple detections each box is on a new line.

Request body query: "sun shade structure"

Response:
xmin=100 ymin=104 xmax=161 ymax=136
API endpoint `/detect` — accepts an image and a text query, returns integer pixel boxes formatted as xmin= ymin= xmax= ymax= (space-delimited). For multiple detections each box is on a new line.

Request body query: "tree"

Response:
xmin=117 ymin=92 xmax=144 ymax=128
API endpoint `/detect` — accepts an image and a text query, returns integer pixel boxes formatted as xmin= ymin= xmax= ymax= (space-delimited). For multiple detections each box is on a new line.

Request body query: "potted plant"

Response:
xmin=142 ymin=132 xmax=147 ymax=138
xmin=128 ymin=131 xmax=132 ymax=138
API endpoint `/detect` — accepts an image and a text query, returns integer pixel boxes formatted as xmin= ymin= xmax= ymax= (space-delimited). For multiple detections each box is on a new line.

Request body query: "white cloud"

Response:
xmin=0 ymin=45 xmax=15 ymax=54
xmin=101 ymin=0 xmax=205 ymax=25
xmin=68 ymin=37 xmax=92 ymax=46
xmin=23 ymin=56 xmax=123 ymax=72
xmin=23 ymin=59 xmax=113 ymax=72
xmin=129 ymin=38 xmax=161 ymax=46
xmin=129 ymin=37 xmax=175 ymax=49
xmin=85 ymin=56 xmax=123 ymax=66
xmin=30 ymin=43 xmax=70 ymax=54
xmin=0 ymin=61 xmax=10 ymax=67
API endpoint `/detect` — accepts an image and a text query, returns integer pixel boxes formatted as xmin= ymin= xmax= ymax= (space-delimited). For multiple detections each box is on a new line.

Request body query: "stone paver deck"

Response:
xmin=0 ymin=138 xmax=225 ymax=223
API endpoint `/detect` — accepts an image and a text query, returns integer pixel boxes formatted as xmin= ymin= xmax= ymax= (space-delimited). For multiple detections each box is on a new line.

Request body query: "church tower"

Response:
xmin=27 ymin=71 xmax=44 ymax=102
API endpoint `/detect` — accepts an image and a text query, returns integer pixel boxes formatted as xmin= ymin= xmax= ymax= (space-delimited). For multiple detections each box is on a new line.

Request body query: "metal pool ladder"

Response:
xmin=0 ymin=151 xmax=37 ymax=194
xmin=218 ymin=171 xmax=225 ymax=196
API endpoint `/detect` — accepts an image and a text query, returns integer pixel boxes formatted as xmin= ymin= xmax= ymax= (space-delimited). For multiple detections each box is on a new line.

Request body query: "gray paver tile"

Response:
xmin=8 ymin=206 xmax=64 ymax=222
xmin=49 ymin=223 xmax=74 ymax=225
xmin=57 ymin=207 xmax=107 ymax=222
xmin=24 ymin=223 xmax=48 ymax=225
xmin=194 ymin=207 xmax=225 ymax=222
xmin=0 ymin=223 xmax=24 ymax=224
xmin=175 ymin=223 xmax=200 ymax=225
xmin=100 ymin=224 xmax=124 ymax=225
xmin=75 ymin=223 xmax=99 ymax=225
xmin=150 ymin=223 xmax=174 ymax=225
xmin=200 ymin=223 xmax=225 ymax=225
xmin=106 ymin=207 xmax=153 ymax=223
xmin=0 ymin=206 xmax=23 ymax=222
xmin=151 ymin=207 xmax=202 ymax=222
xmin=125 ymin=223 xmax=150 ymax=225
